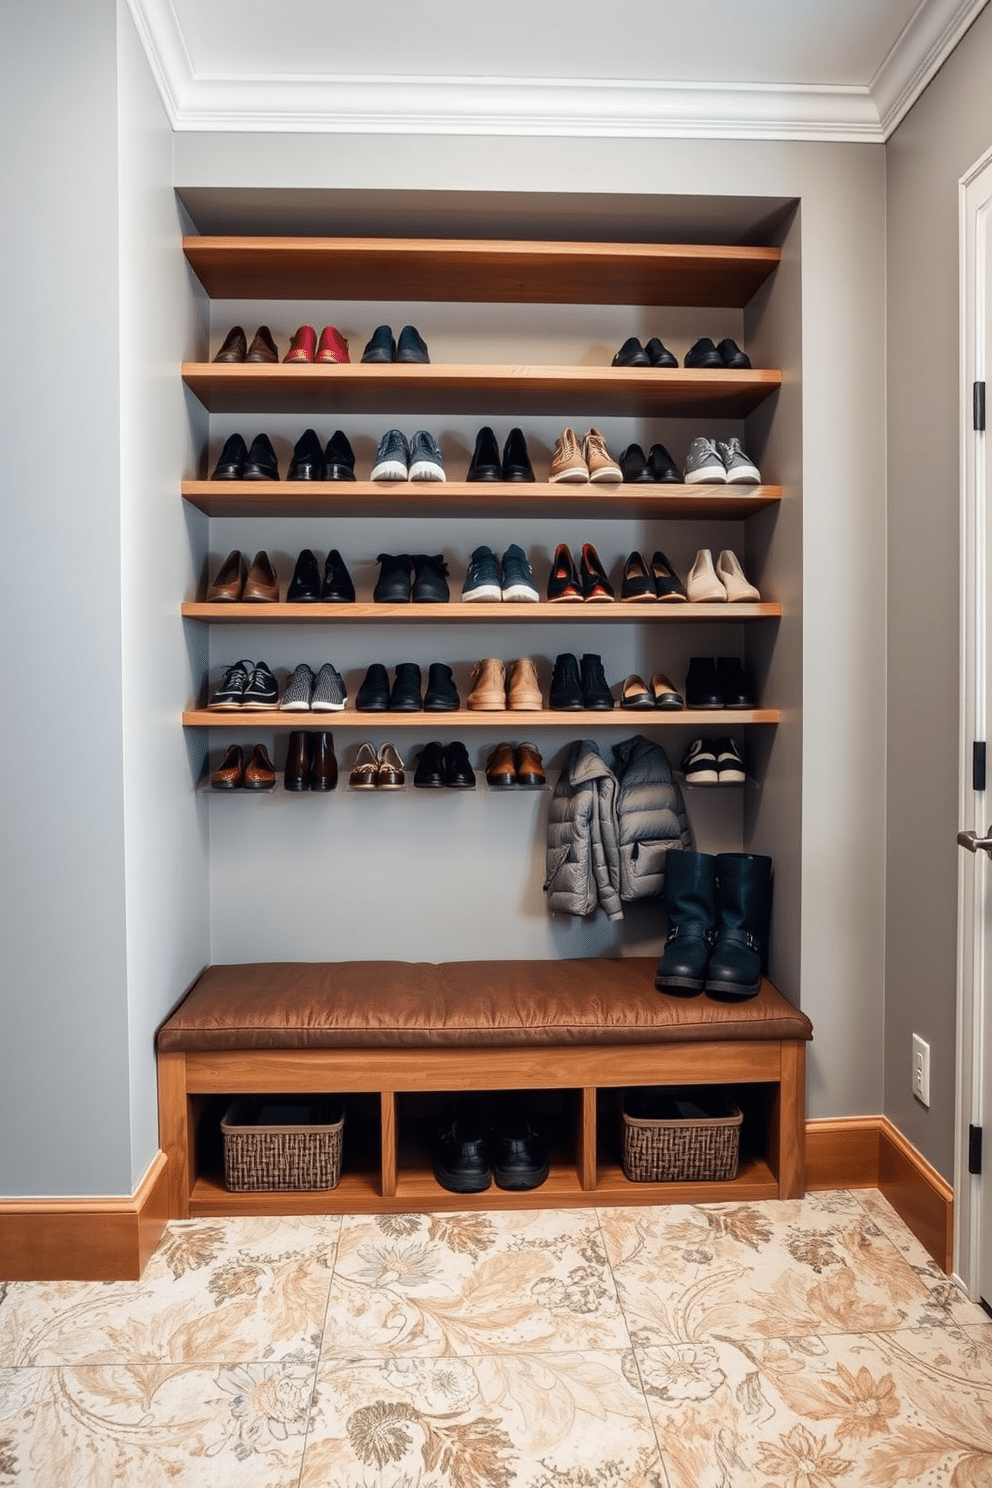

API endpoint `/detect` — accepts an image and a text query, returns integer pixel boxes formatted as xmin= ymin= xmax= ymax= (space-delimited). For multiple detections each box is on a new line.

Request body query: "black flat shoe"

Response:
xmin=717 ymin=337 xmax=751 ymax=368
xmin=685 ymin=336 xmax=724 ymax=369
xmin=321 ymin=549 xmax=355 ymax=602
xmin=620 ymin=550 xmax=656 ymax=602
xmin=355 ymin=663 xmax=390 ymax=712
xmin=287 ymin=427 xmax=326 ymax=481
xmin=212 ymin=432 xmax=248 ymax=480
xmin=619 ymin=443 xmax=654 ymax=483
xmin=467 ymin=425 xmax=501 ymax=481
xmin=651 ymin=551 xmax=688 ymax=603
xmin=648 ymin=444 xmax=682 ymax=484
xmin=645 ymin=337 xmax=678 ymax=367
xmin=502 ymin=427 xmax=536 ymax=482
xmin=243 ymin=432 xmax=280 ymax=480
xmin=287 ymin=548 xmax=321 ymax=602
xmin=612 ymin=335 xmax=650 ymax=367
xmin=324 ymin=429 xmax=356 ymax=481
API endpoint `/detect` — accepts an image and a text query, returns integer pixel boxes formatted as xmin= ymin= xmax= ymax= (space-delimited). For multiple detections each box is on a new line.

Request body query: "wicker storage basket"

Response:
xmin=221 ymin=1096 xmax=344 ymax=1192
xmin=620 ymin=1086 xmax=742 ymax=1182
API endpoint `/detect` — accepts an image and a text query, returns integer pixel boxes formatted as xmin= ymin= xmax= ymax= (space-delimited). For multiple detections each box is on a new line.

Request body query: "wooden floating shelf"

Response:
xmin=183 ymin=707 xmax=780 ymax=729
xmin=181 ymin=363 xmax=781 ymax=418
xmin=183 ymin=235 xmax=781 ymax=307
xmin=181 ymin=480 xmax=783 ymax=520
xmin=182 ymin=600 xmax=781 ymax=623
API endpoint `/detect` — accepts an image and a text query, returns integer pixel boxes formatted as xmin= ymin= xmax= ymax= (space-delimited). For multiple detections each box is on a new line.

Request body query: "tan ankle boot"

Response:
xmin=467 ymin=657 xmax=507 ymax=710
xmin=507 ymin=657 xmax=543 ymax=710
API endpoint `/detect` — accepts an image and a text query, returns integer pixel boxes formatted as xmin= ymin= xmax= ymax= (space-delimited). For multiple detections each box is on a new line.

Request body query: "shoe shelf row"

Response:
xmin=181 ymin=600 xmax=781 ymax=622
xmin=183 ymin=708 xmax=780 ymax=729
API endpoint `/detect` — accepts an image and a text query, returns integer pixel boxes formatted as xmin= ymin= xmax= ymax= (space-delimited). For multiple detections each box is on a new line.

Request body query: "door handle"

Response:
xmin=957 ymin=828 xmax=992 ymax=855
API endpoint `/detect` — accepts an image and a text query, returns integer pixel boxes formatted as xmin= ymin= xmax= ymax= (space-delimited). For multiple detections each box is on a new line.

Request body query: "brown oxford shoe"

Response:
xmin=246 ymin=325 xmax=279 ymax=362
xmin=485 ymin=741 xmax=517 ymax=788
xmin=207 ymin=549 xmax=247 ymax=601
xmin=310 ymin=732 xmax=338 ymax=792
xmin=243 ymin=743 xmax=276 ymax=790
xmin=515 ymin=742 xmax=546 ymax=787
xmin=243 ymin=550 xmax=279 ymax=602
xmin=213 ymin=326 xmax=247 ymax=363
xmin=210 ymin=744 xmax=244 ymax=789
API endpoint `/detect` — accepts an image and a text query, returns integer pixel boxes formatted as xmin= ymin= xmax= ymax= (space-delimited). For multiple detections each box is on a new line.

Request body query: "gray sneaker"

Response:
xmin=717 ymin=437 xmax=761 ymax=484
xmin=501 ymin=544 xmax=539 ymax=602
xmin=409 ymin=429 xmax=445 ymax=482
xmin=371 ymin=429 xmax=409 ymax=481
xmin=462 ymin=545 xmax=502 ymax=601
xmin=312 ymin=662 xmax=347 ymax=712
xmin=280 ymin=663 xmax=315 ymax=711
xmin=684 ymin=436 xmax=727 ymax=484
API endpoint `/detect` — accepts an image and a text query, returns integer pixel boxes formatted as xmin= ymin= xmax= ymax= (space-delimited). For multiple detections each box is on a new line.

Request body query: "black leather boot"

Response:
xmin=654 ymin=850 xmax=717 ymax=995
xmin=705 ymin=852 xmax=772 ymax=999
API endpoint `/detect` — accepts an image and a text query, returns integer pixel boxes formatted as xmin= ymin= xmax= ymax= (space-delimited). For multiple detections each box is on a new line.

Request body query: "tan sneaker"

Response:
xmin=467 ymin=657 xmax=507 ymax=710
xmin=549 ymin=427 xmax=588 ymax=483
xmin=583 ymin=427 xmax=622 ymax=484
xmin=507 ymin=658 xmax=543 ymax=710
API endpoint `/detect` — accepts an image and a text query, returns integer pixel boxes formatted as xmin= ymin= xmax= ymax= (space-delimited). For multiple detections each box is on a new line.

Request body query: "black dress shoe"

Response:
xmin=284 ymin=730 xmax=312 ymax=791
xmin=645 ymin=336 xmax=678 ymax=367
xmin=685 ymin=656 xmax=723 ymax=709
xmin=650 ymin=551 xmax=688 ymax=603
xmin=620 ymin=551 xmax=656 ymax=602
xmin=492 ymin=1105 xmax=549 ymax=1190
xmin=717 ymin=656 xmax=756 ymax=708
xmin=243 ymin=433 xmax=280 ymax=480
xmin=361 ymin=324 xmax=395 ymax=362
xmin=579 ymin=543 xmax=615 ymax=602
xmin=212 ymin=432 xmax=248 ymax=480
xmin=581 ymin=652 xmax=615 ymax=710
xmin=466 ymin=426 xmax=501 ymax=481
xmin=612 ymin=335 xmax=650 ymax=367
xmin=648 ymin=443 xmax=682 ymax=483
xmin=412 ymin=553 xmax=450 ymax=603
xmin=502 ymin=427 xmax=535 ymax=482
xmin=310 ymin=731 xmax=338 ymax=791
xmin=443 ymin=741 xmax=475 ymax=789
xmin=685 ymin=336 xmax=724 ymax=369
xmin=213 ymin=326 xmax=246 ymax=363
xmin=433 ymin=1103 xmax=491 ymax=1192
xmin=549 ymin=652 xmax=584 ymax=710
xmin=547 ymin=544 xmax=582 ymax=603
xmin=396 ymin=324 xmax=430 ymax=363
xmin=356 ymin=663 xmax=390 ymax=711
xmin=619 ymin=444 xmax=654 ymax=483
xmin=424 ymin=662 xmax=459 ymax=711
xmin=287 ymin=427 xmax=326 ymax=481
xmin=287 ymin=548 xmax=322 ymax=602
xmin=374 ymin=553 xmax=413 ymax=603
xmin=389 ymin=662 xmax=423 ymax=711
xmin=717 ymin=337 xmax=751 ymax=368
xmin=321 ymin=549 xmax=356 ymax=602
xmin=324 ymin=429 xmax=356 ymax=481
xmin=414 ymin=741 xmax=447 ymax=788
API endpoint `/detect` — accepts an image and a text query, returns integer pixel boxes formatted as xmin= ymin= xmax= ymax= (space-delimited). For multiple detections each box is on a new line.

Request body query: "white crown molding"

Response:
xmin=125 ymin=0 xmax=986 ymax=142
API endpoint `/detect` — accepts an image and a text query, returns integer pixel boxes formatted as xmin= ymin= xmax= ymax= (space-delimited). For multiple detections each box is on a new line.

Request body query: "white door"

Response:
xmin=956 ymin=147 xmax=992 ymax=1309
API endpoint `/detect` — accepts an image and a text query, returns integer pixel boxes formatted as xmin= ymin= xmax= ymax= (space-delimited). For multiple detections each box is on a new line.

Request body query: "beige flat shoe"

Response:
xmin=686 ymin=548 xmax=727 ymax=602
xmin=716 ymin=549 xmax=761 ymax=602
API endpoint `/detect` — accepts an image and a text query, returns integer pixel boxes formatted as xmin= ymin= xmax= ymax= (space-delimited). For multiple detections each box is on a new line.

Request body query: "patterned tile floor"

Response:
xmin=1 ymin=1189 xmax=990 ymax=1486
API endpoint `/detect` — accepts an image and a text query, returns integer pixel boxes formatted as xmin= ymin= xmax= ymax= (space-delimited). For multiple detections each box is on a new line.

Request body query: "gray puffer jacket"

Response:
xmin=544 ymin=735 xmax=692 ymax=920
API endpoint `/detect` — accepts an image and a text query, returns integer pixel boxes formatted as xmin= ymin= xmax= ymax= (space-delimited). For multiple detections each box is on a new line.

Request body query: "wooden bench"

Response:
xmin=157 ymin=958 xmax=813 ymax=1217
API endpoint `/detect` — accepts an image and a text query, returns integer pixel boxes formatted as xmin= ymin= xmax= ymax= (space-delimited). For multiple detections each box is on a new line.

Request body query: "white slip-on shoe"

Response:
xmin=686 ymin=548 xmax=728 ymax=602
xmin=716 ymin=549 xmax=761 ymax=602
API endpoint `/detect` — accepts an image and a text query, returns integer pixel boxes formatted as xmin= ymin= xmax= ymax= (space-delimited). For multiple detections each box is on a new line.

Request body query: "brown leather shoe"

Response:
xmin=246 ymin=325 xmax=279 ymax=362
xmin=207 ymin=549 xmax=247 ymax=601
xmin=468 ymin=658 xmax=507 ymax=710
xmin=284 ymin=730 xmax=312 ymax=791
xmin=515 ymin=742 xmax=546 ymax=787
xmin=310 ymin=732 xmax=338 ymax=791
xmin=210 ymin=743 xmax=244 ymax=789
xmin=377 ymin=742 xmax=405 ymax=789
xmin=213 ymin=325 xmax=247 ymax=363
xmin=485 ymin=741 xmax=517 ymax=788
xmin=507 ymin=657 xmax=542 ymax=710
xmin=244 ymin=550 xmax=279 ymax=602
xmin=349 ymin=741 xmax=379 ymax=790
xmin=243 ymin=743 xmax=276 ymax=790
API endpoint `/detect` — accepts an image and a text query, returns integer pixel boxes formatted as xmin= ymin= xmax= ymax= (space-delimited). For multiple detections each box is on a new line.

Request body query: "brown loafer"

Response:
xmin=651 ymin=672 xmax=685 ymax=709
xmin=210 ymin=744 xmax=244 ymax=789
xmin=507 ymin=657 xmax=542 ymax=710
xmin=377 ymin=742 xmax=405 ymax=789
xmin=207 ymin=549 xmax=247 ymax=601
xmin=246 ymin=325 xmax=279 ymax=362
xmin=620 ymin=674 xmax=655 ymax=710
xmin=243 ymin=550 xmax=279 ymax=603
xmin=349 ymin=741 xmax=380 ymax=790
xmin=243 ymin=743 xmax=276 ymax=790
xmin=213 ymin=325 xmax=247 ymax=363
xmin=515 ymin=742 xmax=546 ymax=787
xmin=485 ymin=741 xmax=517 ymax=788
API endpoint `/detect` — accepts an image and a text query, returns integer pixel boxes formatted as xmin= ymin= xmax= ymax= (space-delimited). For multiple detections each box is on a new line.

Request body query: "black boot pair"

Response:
xmin=549 ymin=652 xmax=614 ymax=710
xmin=655 ymin=850 xmax=772 ymax=999
xmin=413 ymin=741 xmax=475 ymax=789
xmin=432 ymin=1099 xmax=549 ymax=1193
xmin=284 ymin=730 xmax=338 ymax=791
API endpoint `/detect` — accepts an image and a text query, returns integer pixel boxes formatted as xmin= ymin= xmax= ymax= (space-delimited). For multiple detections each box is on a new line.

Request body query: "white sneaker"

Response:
xmin=718 ymin=437 xmax=761 ymax=483
xmin=714 ymin=737 xmax=746 ymax=783
xmin=686 ymin=548 xmax=727 ymax=602
xmin=716 ymin=549 xmax=760 ymax=602
xmin=684 ymin=436 xmax=726 ymax=484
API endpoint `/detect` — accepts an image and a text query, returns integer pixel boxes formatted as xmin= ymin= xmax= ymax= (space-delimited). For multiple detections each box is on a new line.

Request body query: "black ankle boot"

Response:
xmin=705 ymin=852 xmax=772 ymax=999
xmin=654 ymin=850 xmax=717 ymax=995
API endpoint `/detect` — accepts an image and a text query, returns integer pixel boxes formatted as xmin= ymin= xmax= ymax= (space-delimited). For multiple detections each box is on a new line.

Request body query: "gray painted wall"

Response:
xmin=885 ymin=4 xmax=992 ymax=1178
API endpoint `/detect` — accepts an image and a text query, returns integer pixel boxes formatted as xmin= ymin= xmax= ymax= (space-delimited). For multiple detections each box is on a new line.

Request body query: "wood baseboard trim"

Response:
xmin=806 ymin=1115 xmax=954 ymax=1273
xmin=0 ymin=1151 xmax=169 ymax=1281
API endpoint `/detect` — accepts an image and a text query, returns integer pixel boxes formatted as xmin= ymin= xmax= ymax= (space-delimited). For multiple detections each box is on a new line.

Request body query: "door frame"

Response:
xmin=955 ymin=143 xmax=992 ymax=1296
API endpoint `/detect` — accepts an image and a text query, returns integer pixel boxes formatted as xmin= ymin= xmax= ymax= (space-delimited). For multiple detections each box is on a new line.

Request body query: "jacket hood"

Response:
xmin=611 ymin=733 xmax=674 ymax=780
xmin=563 ymin=739 xmax=615 ymax=787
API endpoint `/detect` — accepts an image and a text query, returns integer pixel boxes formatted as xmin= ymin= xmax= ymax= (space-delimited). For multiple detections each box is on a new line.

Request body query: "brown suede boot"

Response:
xmin=507 ymin=657 xmax=542 ymax=710
xmin=467 ymin=658 xmax=507 ymax=710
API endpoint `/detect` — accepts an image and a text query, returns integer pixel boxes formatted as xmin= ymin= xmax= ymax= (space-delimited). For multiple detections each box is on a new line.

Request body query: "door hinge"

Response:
xmin=969 ymin=1123 xmax=983 ymax=1175
xmin=974 ymin=381 xmax=986 ymax=431
xmin=974 ymin=741 xmax=986 ymax=792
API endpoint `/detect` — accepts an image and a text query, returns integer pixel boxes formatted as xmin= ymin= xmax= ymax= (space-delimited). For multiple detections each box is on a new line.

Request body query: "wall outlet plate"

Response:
xmin=912 ymin=1033 xmax=931 ymax=1107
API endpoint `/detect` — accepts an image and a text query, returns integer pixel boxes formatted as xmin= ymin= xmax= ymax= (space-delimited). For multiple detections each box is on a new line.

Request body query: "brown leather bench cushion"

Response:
xmin=157 ymin=959 xmax=813 ymax=1052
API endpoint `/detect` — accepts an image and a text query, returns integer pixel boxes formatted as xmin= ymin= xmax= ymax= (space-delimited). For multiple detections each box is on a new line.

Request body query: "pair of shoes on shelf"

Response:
xmin=357 ymin=662 xmax=459 ymax=713
xmin=413 ymin=741 xmax=475 ymax=789
xmin=284 ymin=325 xmax=349 ymax=363
xmin=549 ymin=652 xmax=613 ymax=711
xmin=209 ymin=660 xmax=279 ymax=710
xmin=280 ymin=663 xmax=347 ymax=712
xmin=619 ymin=443 xmax=681 ymax=483
xmin=466 ymin=426 xmax=535 ymax=482
xmin=612 ymin=335 xmax=677 ymax=368
xmin=684 ymin=436 xmax=760 ymax=484
xmin=681 ymin=737 xmax=745 ymax=785
xmin=686 ymin=548 xmax=760 ymax=602
xmin=207 ymin=549 xmax=279 ymax=602
xmin=485 ymin=741 xmax=546 ymax=789
xmin=284 ymin=730 xmax=338 ymax=791
xmin=288 ymin=548 xmax=356 ymax=603
xmin=433 ymin=1100 xmax=549 ymax=1193
xmin=375 ymin=552 xmax=449 ymax=603
xmin=212 ymin=432 xmax=280 ymax=481
xmin=685 ymin=656 xmax=756 ymax=709
xmin=684 ymin=336 xmax=751 ymax=369
xmin=547 ymin=542 xmax=615 ymax=602
xmin=550 ymin=427 xmax=622 ymax=484
xmin=213 ymin=325 xmax=278 ymax=363
xmin=210 ymin=743 xmax=276 ymax=790
xmin=655 ymin=849 xmax=772 ymax=999
xmin=462 ymin=544 xmax=539 ymax=603
xmin=287 ymin=429 xmax=356 ymax=481
xmin=361 ymin=324 xmax=429 ymax=363
xmin=372 ymin=430 xmax=445 ymax=482
xmin=620 ymin=550 xmax=688 ymax=603
xmin=349 ymin=741 xmax=406 ymax=789
xmin=620 ymin=673 xmax=684 ymax=710
xmin=468 ymin=658 xmax=542 ymax=711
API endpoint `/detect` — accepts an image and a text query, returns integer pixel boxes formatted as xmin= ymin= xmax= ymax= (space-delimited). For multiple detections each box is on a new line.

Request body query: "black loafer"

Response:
xmin=502 ymin=427 xmax=536 ymax=482
xmin=645 ymin=337 xmax=678 ymax=367
xmin=287 ymin=548 xmax=322 ymax=602
xmin=287 ymin=427 xmax=326 ymax=481
xmin=717 ymin=337 xmax=751 ymax=368
xmin=413 ymin=740 xmax=447 ymax=788
xmin=212 ymin=432 xmax=248 ymax=480
xmin=648 ymin=444 xmax=682 ymax=484
xmin=355 ymin=663 xmax=390 ymax=711
xmin=650 ymin=551 xmax=688 ymax=603
xmin=389 ymin=662 xmax=423 ymax=711
xmin=321 ymin=549 xmax=356 ymax=602
xmin=324 ymin=429 xmax=356 ymax=481
xmin=467 ymin=426 xmax=501 ymax=481
xmin=685 ymin=336 xmax=724 ymax=369
xmin=619 ymin=444 xmax=654 ymax=483
xmin=612 ymin=335 xmax=650 ymax=367
xmin=361 ymin=324 xmax=395 ymax=362
xmin=243 ymin=432 xmax=280 ymax=480
xmin=433 ymin=1103 xmax=491 ymax=1192
xmin=396 ymin=324 xmax=430 ymax=363
xmin=492 ymin=1106 xmax=549 ymax=1190
xmin=443 ymin=741 xmax=476 ymax=789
